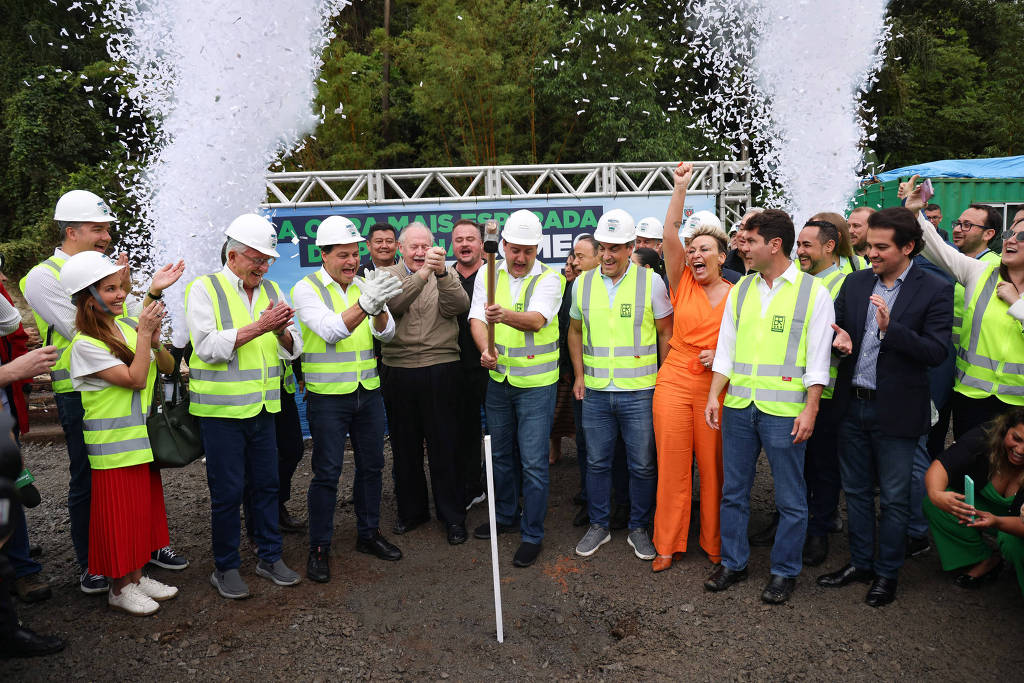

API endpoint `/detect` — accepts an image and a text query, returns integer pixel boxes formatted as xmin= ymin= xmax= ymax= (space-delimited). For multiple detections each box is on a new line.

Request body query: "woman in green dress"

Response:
xmin=923 ymin=407 xmax=1024 ymax=594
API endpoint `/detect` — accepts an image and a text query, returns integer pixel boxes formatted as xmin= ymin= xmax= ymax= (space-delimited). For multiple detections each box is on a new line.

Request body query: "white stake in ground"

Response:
xmin=483 ymin=435 xmax=504 ymax=643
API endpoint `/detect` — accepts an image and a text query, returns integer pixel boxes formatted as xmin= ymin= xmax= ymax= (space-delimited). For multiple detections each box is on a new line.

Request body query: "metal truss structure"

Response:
xmin=263 ymin=160 xmax=753 ymax=228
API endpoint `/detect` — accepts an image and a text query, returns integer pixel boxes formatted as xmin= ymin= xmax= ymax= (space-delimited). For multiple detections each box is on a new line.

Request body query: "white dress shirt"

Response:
xmin=184 ymin=265 xmax=302 ymax=365
xmin=291 ymin=267 xmax=396 ymax=344
xmin=0 ymin=296 xmax=21 ymax=336
xmin=713 ymin=260 xmax=835 ymax=389
xmin=468 ymin=260 xmax=562 ymax=325
xmin=23 ymin=247 xmax=141 ymax=342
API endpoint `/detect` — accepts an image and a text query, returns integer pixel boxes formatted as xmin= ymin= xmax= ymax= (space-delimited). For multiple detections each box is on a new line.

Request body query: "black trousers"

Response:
xmin=454 ymin=365 xmax=488 ymax=499
xmin=382 ymin=362 xmax=465 ymax=526
xmin=276 ymin=389 xmax=305 ymax=506
xmin=804 ymin=401 xmax=841 ymax=538
xmin=0 ymin=553 xmax=17 ymax=637
xmin=952 ymin=392 xmax=1008 ymax=440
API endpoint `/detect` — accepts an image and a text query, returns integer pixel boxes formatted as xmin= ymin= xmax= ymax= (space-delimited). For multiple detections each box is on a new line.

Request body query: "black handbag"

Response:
xmin=146 ymin=363 xmax=204 ymax=468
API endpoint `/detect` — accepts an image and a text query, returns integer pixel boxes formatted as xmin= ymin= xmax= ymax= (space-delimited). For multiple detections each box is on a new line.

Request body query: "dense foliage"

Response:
xmin=1 ymin=0 xmax=1021 ymax=276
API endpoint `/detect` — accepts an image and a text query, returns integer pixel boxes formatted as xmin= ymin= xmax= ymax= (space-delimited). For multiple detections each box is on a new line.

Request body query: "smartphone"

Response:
xmin=920 ymin=178 xmax=934 ymax=204
xmin=964 ymin=474 xmax=975 ymax=522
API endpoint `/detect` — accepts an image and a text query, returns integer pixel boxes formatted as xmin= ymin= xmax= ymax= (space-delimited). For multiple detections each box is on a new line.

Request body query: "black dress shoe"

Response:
xmin=761 ymin=575 xmax=796 ymax=604
xmin=392 ymin=514 xmax=430 ymax=536
xmin=473 ymin=521 xmax=518 ymax=539
xmin=447 ymin=523 xmax=468 ymax=545
xmin=865 ymin=576 xmax=898 ymax=607
xmin=512 ymin=541 xmax=542 ymax=567
xmin=816 ymin=563 xmax=875 ymax=588
xmin=704 ymin=564 xmax=748 ymax=592
xmin=953 ymin=558 xmax=1003 ymax=588
xmin=749 ymin=510 xmax=780 ymax=547
xmin=356 ymin=531 xmax=403 ymax=561
xmin=0 ymin=625 xmax=65 ymax=658
xmin=803 ymin=534 xmax=829 ymax=567
xmin=572 ymin=507 xmax=590 ymax=527
xmin=307 ymin=546 xmax=330 ymax=583
xmin=278 ymin=505 xmax=306 ymax=533
xmin=906 ymin=534 xmax=931 ymax=558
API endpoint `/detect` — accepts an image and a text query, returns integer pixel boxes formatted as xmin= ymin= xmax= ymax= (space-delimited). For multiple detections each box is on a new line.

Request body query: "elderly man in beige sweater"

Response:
xmin=380 ymin=222 xmax=471 ymax=546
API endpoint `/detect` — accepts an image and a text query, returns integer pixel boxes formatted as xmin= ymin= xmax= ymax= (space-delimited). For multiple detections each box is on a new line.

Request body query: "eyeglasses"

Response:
xmin=1002 ymin=229 xmax=1024 ymax=243
xmin=239 ymin=252 xmax=275 ymax=267
xmin=951 ymin=220 xmax=988 ymax=232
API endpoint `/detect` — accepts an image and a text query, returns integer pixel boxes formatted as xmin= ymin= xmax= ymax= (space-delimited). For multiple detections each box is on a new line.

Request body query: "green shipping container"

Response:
xmin=852 ymin=177 xmax=1024 ymax=234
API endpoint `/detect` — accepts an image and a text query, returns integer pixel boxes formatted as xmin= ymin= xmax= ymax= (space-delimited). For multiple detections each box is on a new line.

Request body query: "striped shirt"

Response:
xmin=852 ymin=261 xmax=913 ymax=390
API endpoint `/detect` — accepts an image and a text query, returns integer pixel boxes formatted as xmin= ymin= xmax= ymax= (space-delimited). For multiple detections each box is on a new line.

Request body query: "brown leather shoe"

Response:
xmin=652 ymin=555 xmax=673 ymax=573
xmin=14 ymin=574 xmax=52 ymax=603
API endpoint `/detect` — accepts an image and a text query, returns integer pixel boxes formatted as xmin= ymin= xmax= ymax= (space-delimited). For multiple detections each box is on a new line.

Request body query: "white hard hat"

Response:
xmin=681 ymin=210 xmax=723 ymax=239
xmin=54 ymin=190 xmax=116 ymax=223
xmin=315 ymin=215 xmax=363 ymax=246
xmin=594 ymin=209 xmax=636 ymax=245
xmin=501 ymin=209 xmax=543 ymax=246
xmin=225 ymin=213 xmax=280 ymax=258
xmin=635 ymin=216 xmax=664 ymax=240
xmin=59 ymin=251 xmax=125 ymax=296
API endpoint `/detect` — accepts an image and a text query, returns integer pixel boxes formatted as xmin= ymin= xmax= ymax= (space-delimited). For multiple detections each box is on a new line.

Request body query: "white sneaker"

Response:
xmin=108 ymin=583 xmax=159 ymax=616
xmin=138 ymin=575 xmax=179 ymax=602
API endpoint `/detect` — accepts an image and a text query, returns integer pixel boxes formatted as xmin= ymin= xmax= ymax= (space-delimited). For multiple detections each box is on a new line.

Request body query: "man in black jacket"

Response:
xmin=817 ymin=207 xmax=952 ymax=607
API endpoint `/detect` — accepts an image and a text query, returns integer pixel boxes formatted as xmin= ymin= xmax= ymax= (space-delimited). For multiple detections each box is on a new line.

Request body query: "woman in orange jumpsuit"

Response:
xmin=652 ymin=162 xmax=733 ymax=571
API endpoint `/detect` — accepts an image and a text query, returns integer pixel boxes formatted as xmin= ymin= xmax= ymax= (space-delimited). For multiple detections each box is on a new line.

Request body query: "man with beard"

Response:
xmin=451 ymin=219 xmax=488 ymax=509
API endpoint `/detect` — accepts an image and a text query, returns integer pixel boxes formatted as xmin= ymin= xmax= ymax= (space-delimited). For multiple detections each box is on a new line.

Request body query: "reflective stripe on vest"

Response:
xmin=954 ymin=266 xmax=1024 ymax=404
xmin=77 ymin=317 xmax=156 ymax=469
xmin=817 ymin=269 xmax=845 ymax=400
xmin=490 ymin=264 xmax=563 ymax=387
xmin=578 ymin=266 xmax=658 ymax=390
xmin=186 ymin=274 xmax=284 ymax=418
xmin=20 ymin=256 xmax=74 ymax=393
xmin=952 ymin=249 xmax=1001 ymax=347
xmin=724 ymin=271 xmax=817 ymax=417
xmin=294 ymin=272 xmax=379 ymax=395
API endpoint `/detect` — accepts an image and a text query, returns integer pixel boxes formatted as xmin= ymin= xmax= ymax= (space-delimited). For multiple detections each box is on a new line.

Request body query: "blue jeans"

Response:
xmin=486 ymin=379 xmax=556 ymax=544
xmin=306 ymin=388 xmax=385 ymax=546
xmin=910 ymin=351 xmax=956 ymax=537
xmin=200 ymin=411 xmax=282 ymax=571
xmin=839 ymin=398 xmax=917 ymax=579
xmin=583 ymin=389 xmax=656 ymax=530
xmin=55 ymin=392 xmax=90 ymax=570
xmin=5 ymin=502 xmax=41 ymax=578
xmin=720 ymin=404 xmax=808 ymax=578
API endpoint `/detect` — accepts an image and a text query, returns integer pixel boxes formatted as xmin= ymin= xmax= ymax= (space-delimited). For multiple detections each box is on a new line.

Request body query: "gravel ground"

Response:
xmin=7 ymin=437 xmax=1024 ymax=681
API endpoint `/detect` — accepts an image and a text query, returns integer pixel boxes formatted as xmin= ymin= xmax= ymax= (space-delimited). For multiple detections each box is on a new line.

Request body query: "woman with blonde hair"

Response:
xmin=63 ymin=251 xmax=185 ymax=615
xmin=651 ymin=163 xmax=733 ymax=571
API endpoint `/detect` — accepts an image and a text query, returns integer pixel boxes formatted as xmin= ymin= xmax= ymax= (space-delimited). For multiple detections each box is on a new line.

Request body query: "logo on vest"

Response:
xmin=515 ymin=303 xmax=524 ymax=312
xmin=771 ymin=315 xmax=786 ymax=333
xmin=620 ymin=303 xmax=632 ymax=318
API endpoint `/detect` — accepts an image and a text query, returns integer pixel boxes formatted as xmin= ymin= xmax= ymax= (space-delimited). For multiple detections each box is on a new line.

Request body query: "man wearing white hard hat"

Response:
xmin=184 ymin=213 xmax=303 ymax=599
xmin=21 ymin=190 xmax=187 ymax=594
xmin=568 ymin=209 xmax=673 ymax=562
xmin=468 ymin=209 xmax=565 ymax=568
xmin=291 ymin=216 xmax=404 ymax=582
xmin=635 ymin=216 xmax=665 ymax=255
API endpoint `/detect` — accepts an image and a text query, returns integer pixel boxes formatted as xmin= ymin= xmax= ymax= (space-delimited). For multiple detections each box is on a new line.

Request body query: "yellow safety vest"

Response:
xmin=19 ymin=255 xmax=73 ymax=393
xmin=724 ymin=270 xmax=821 ymax=417
xmin=490 ymin=264 xmax=564 ymax=388
xmin=952 ymin=250 xmax=1001 ymax=347
xmin=575 ymin=265 xmax=658 ymax=390
xmin=954 ymin=265 xmax=1024 ymax=405
xmin=74 ymin=317 xmax=157 ymax=470
xmin=816 ymin=268 xmax=846 ymax=400
xmin=292 ymin=272 xmax=379 ymax=395
xmin=839 ymin=254 xmax=866 ymax=275
xmin=185 ymin=273 xmax=284 ymax=418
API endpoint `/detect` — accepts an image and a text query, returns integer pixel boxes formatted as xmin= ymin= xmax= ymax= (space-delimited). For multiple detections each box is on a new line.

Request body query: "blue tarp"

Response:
xmin=874 ymin=155 xmax=1024 ymax=182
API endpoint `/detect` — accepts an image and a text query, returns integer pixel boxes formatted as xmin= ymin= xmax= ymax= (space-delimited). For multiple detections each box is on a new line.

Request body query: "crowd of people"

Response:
xmin=2 ymin=165 xmax=1024 ymax=657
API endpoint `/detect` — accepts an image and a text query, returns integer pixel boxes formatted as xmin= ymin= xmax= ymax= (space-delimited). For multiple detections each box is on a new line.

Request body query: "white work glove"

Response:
xmin=356 ymin=271 xmax=387 ymax=316
xmin=373 ymin=270 xmax=403 ymax=304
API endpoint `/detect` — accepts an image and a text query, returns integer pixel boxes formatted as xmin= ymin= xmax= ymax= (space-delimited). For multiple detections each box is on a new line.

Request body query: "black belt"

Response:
xmin=852 ymin=386 xmax=877 ymax=401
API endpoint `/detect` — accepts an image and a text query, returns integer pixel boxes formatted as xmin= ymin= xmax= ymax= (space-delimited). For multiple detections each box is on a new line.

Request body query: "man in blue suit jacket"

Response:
xmin=817 ymin=207 xmax=953 ymax=607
